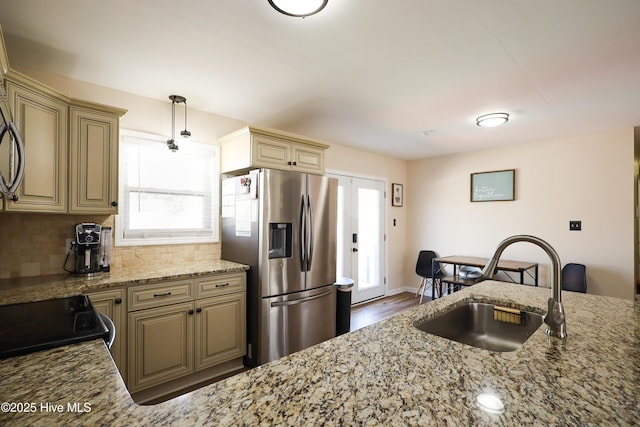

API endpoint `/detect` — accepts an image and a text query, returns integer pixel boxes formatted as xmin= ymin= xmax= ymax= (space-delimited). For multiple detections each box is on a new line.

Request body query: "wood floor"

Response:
xmin=349 ymin=291 xmax=430 ymax=331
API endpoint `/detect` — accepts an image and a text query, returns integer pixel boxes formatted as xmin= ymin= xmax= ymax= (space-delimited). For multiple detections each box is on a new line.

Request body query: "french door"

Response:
xmin=330 ymin=173 xmax=386 ymax=304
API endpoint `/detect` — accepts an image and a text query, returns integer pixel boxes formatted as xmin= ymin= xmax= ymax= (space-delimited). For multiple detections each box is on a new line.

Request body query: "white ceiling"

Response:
xmin=1 ymin=0 xmax=639 ymax=159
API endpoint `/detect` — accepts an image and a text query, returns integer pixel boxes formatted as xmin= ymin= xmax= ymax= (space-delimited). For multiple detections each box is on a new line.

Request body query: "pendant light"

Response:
xmin=268 ymin=0 xmax=328 ymax=17
xmin=167 ymin=95 xmax=190 ymax=152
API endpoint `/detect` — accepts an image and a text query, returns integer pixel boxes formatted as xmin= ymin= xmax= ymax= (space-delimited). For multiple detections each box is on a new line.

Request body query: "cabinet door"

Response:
xmin=4 ymin=81 xmax=68 ymax=212
xmin=87 ymin=289 xmax=126 ymax=380
xmin=128 ymin=302 xmax=194 ymax=392
xmin=69 ymin=108 xmax=119 ymax=213
xmin=251 ymin=135 xmax=291 ymax=169
xmin=195 ymin=293 xmax=246 ymax=371
xmin=292 ymin=144 xmax=324 ymax=174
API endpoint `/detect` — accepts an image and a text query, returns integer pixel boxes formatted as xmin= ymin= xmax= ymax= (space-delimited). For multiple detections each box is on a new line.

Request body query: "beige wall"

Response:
xmin=406 ymin=128 xmax=635 ymax=300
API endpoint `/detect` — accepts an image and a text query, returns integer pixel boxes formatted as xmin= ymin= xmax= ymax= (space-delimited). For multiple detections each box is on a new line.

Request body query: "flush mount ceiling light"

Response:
xmin=167 ymin=95 xmax=190 ymax=152
xmin=268 ymin=0 xmax=328 ymax=17
xmin=476 ymin=112 xmax=509 ymax=127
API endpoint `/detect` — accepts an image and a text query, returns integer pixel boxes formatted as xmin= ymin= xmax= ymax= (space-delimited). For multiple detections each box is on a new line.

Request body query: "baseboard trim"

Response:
xmin=131 ymin=357 xmax=244 ymax=404
xmin=351 ymin=287 xmax=421 ymax=307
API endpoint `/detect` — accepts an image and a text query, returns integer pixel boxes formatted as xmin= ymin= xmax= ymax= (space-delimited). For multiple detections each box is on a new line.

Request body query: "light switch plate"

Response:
xmin=569 ymin=220 xmax=582 ymax=231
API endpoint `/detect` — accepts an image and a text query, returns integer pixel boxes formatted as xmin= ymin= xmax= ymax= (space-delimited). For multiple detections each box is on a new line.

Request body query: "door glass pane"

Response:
xmin=357 ymin=188 xmax=380 ymax=290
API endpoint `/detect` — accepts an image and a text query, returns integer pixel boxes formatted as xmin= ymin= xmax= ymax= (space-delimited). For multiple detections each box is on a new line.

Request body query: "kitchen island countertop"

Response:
xmin=0 ymin=281 xmax=638 ymax=426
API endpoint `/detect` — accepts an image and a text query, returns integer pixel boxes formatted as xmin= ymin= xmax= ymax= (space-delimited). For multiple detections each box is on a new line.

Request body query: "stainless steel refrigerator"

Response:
xmin=221 ymin=169 xmax=337 ymax=367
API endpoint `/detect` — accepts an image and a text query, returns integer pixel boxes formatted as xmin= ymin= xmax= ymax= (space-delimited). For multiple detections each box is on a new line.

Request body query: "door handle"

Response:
xmin=306 ymin=195 xmax=313 ymax=270
xmin=299 ymin=195 xmax=306 ymax=271
xmin=270 ymin=290 xmax=333 ymax=307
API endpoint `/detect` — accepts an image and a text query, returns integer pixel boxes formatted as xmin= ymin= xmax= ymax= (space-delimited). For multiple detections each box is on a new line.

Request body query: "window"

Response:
xmin=115 ymin=129 xmax=219 ymax=246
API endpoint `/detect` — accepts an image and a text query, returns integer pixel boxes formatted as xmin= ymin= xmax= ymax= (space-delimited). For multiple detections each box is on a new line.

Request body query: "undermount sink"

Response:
xmin=415 ymin=302 xmax=544 ymax=352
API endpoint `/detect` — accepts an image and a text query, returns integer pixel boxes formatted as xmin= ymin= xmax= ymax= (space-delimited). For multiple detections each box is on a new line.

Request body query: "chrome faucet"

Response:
xmin=480 ymin=235 xmax=567 ymax=340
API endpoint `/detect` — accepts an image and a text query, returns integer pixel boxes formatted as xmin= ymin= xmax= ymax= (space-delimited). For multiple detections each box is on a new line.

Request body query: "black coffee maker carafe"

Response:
xmin=73 ymin=223 xmax=102 ymax=275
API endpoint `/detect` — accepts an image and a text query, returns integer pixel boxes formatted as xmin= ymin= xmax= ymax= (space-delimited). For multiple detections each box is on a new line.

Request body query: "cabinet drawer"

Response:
xmin=128 ymin=279 xmax=195 ymax=311
xmin=195 ymin=273 xmax=246 ymax=298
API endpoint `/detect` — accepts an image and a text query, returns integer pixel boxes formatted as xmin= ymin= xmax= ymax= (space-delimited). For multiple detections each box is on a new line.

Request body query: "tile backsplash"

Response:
xmin=0 ymin=213 xmax=220 ymax=280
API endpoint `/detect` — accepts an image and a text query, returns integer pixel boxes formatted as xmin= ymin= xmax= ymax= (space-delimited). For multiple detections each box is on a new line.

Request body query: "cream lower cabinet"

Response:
xmin=128 ymin=301 xmax=195 ymax=392
xmin=127 ymin=273 xmax=246 ymax=393
xmin=195 ymin=293 xmax=246 ymax=371
xmin=87 ymin=288 xmax=126 ymax=380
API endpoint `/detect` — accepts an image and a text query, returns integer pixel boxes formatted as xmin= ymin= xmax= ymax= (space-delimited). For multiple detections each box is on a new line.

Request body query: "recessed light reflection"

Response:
xmin=476 ymin=392 xmax=505 ymax=414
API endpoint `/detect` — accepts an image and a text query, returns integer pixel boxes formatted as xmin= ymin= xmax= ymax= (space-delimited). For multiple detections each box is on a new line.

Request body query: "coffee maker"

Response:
xmin=73 ymin=223 xmax=102 ymax=275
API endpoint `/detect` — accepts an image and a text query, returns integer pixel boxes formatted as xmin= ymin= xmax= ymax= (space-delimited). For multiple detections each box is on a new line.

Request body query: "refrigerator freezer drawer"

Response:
xmin=261 ymin=285 xmax=336 ymax=363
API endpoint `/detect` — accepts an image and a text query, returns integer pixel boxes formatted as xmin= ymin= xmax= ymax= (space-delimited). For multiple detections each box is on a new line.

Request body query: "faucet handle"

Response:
xmin=545 ymin=298 xmax=567 ymax=339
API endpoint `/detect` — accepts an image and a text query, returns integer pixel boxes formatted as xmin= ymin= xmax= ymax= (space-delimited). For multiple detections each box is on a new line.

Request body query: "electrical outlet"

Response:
xmin=569 ymin=221 xmax=581 ymax=231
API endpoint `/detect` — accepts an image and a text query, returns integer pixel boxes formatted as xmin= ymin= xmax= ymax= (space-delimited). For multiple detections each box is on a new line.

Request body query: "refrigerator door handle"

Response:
xmin=270 ymin=289 xmax=333 ymax=307
xmin=307 ymin=194 xmax=314 ymax=270
xmin=299 ymin=195 xmax=307 ymax=271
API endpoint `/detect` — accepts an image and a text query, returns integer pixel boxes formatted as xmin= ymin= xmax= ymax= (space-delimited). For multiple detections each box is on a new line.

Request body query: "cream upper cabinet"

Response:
xmin=251 ymin=134 xmax=292 ymax=169
xmin=3 ymin=74 xmax=68 ymax=212
xmin=220 ymin=126 xmax=328 ymax=175
xmin=291 ymin=143 xmax=325 ymax=174
xmin=87 ymin=288 xmax=126 ymax=380
xmin=69 ymin=104 xmax=122 ymax=214
xmin=0 ymin=55 xmax=125 ymax=213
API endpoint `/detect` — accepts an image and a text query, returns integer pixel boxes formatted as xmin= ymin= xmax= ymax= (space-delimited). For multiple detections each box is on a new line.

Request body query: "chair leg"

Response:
xmin=416 ymin=277 xmax=426 ymax=303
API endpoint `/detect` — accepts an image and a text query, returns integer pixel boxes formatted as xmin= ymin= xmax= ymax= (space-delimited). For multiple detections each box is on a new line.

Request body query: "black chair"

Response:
xmin=562 ymin=263 xmax=587 ymax=293
xmin=415 ymin=250 xmax=445 ymax=303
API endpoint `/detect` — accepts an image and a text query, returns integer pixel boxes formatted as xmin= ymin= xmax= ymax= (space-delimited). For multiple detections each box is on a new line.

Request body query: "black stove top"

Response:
xmin=0 ymin=295 xmax=108 ymax=359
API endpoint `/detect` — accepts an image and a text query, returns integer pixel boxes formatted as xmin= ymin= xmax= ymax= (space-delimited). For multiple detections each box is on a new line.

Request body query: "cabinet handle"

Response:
xmin=114 ymin=298 xmax=122 ymax=304
xmin=287 ymin=161 xmax=292 ymax=166
xmin=188 ymin=309 xmax=194 ymax=315
xmin=215 ymin=283 xmax=230 ymax=288
xmin=292 ymin=161 xmax=297 ymax=165
xmin=111 ymin=201 xmax=118 ymax=207
xmin=196 ymin=308 xmax=202 ymax=313
xmin=153 ymin=292 xmax=172 ymax=298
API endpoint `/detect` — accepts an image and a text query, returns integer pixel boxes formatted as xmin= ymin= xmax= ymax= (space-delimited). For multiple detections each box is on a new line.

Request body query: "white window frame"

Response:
xmin=115 ymin=129 xmax=220 ymax=247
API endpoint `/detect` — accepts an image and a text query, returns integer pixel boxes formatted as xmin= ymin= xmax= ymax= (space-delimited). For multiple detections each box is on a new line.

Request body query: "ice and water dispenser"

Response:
xmin=268 ymin=223 xmax=292 ymax=259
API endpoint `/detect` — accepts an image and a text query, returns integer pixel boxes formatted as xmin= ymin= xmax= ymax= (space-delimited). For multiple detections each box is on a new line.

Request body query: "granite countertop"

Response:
xmin=0 ymin=259 xmax=249 ymax=305
xmin=1 ymin=281 xmax=638 ymax=426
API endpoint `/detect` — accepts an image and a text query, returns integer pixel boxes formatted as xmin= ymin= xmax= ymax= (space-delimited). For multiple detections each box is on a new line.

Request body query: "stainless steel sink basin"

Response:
xmin=415 ymin=302 xmax=543 ymax=352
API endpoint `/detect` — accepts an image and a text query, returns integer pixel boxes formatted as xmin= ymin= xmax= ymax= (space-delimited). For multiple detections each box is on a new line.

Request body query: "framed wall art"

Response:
xmin=470 ymin=169 xmax=515 ymax=202
xmin=392 ymin=183 xmax=403 ymax=207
